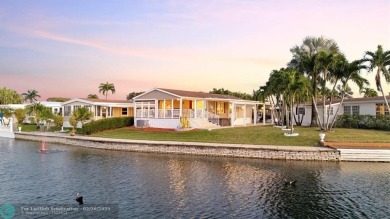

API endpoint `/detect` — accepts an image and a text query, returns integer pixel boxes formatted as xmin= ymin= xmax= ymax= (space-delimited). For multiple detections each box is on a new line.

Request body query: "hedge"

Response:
xmin=82 ymin=117 xmax=134 ymax=135
xmin=334 ymin=114 xmax=390 ymax=131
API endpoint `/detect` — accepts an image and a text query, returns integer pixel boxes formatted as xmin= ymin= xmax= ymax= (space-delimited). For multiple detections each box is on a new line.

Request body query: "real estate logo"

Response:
xmin=0 ymin=203 xmax=15 ymax=219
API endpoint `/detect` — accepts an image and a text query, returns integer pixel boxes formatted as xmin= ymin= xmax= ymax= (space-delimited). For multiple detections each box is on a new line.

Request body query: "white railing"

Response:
xmin=135 ymin=108 xmax=219 ymax=125
xmin=0 ymin=117 xmax=13 ymax=132
xmin=206 ymin=111 xmax=220 ymax=126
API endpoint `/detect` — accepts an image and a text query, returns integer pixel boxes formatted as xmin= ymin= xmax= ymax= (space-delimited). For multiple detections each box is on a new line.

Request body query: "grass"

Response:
xmin=91 ymin=126 xmax=390 ymax=147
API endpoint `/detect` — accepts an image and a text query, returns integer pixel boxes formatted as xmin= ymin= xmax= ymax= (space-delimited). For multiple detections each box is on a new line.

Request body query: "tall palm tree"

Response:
xmin=363 ymin=45 xmax=390 ymax=111
xmin=98 ymin=82 xmax=116 ymax=99
xmin=359 ymin=87 xmax=378 ymax=97
xmin=329 ymin=59 xmax=369 ymax=130
xmin=21 ymin=89 xmax=41 ymax=103
xmin=289 ymin=36 xmax=339 ymax=127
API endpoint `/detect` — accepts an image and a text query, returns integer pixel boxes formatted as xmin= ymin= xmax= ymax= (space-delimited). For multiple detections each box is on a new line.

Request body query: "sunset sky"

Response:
xmin=1 ymin=0 xmax=389 ymax=101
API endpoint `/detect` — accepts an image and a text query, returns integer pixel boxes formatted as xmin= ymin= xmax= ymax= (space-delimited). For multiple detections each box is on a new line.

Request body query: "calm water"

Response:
xmin=0 ymin=138 xmax=390 ymax=218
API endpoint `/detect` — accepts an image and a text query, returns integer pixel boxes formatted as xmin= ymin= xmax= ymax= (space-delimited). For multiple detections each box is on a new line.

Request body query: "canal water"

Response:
xmin=1 ymin=138 xmax=389 ymax=218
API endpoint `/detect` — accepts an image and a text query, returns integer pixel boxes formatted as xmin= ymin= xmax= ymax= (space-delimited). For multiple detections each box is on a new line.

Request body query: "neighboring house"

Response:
xmin=62 ymin=98 xmax=134 ymax=128
xmin=133 ymin=88 xmax=264 ymax=129
xmin=294 ymin=96 xmax=390 ymax=126
xmin=0 ymin=102 xmax=63 ymax=123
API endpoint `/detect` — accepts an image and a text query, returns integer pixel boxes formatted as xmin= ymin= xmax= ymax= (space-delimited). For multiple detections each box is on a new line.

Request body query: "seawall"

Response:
xmin=14 ymin=132 xmax=340 ymax=161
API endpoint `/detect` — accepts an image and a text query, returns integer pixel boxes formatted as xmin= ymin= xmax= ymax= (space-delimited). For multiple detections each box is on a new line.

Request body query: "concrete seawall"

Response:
xmin=14 ymin=132 xmax=340 ymax=161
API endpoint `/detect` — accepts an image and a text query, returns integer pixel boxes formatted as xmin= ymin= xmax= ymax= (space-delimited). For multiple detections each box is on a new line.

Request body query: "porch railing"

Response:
xmin=136 ymin=109 xmax=220 ymax=125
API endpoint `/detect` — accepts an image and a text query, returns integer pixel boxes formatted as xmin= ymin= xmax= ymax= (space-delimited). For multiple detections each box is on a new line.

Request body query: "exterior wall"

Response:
xmin=137 ymin=90 xmax=177 ymax=100
xmin=134 ymin=118 xmax=180 ymax=129
xmin=344 ymin=102 xmax=375 ymax=115
xmin=15 ymin=132 xmax=340 ymax=161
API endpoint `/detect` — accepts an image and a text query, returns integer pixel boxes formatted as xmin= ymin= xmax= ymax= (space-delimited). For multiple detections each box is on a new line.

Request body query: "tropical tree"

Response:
xmin=126 ymin=92 xmax=144 ymax=100
xmin=363 ymin=45 xmax=390 ymax=111
xmin=0 ymin=87 xmax=22 ymax=104
xmin=21 ymin=89 xmax=41 ymax=103
xmin=289 ymin=36 xmax=339 ymax=127
xmin=87 ymin=94 xmax=99 ymax=99
xmin=328 ymin=59 xmax=369 ymax=130
xmin=99 ymin=82 xmax=116 ymax=99
xmin=360 ymin=87 xmax=378 ymax=97
xmin=69 ymin=107 xmax=93 ymax=135
xmin=337 ymin=84 xmax=353 ymax=99
xmin=46 ymin=97 xmax=70 ymax=102
xmin=14 ymin=108 xmax=27 ymax=127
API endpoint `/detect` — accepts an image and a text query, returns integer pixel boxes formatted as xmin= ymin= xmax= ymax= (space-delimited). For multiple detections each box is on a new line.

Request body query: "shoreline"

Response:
xmin=14 ymin=132 xmax=340 ymax=161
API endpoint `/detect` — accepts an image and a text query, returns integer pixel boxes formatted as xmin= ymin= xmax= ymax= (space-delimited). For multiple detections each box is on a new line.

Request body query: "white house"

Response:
xmin=61 ymin=98 xmax=134 ymax=127
xmin=133 ymin=88 xmax=264 ymax=129
xmin=294 ymin=96 xmax=390 ymax=126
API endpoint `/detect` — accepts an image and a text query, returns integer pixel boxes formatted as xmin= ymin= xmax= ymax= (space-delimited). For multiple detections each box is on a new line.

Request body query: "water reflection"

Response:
xmin=0 ymin=139 xmax=389 ymax=218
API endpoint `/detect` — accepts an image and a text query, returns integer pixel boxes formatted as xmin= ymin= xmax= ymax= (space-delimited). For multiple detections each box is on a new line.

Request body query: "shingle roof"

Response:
xmin=79 ymin=98 xmax=132 ymax=103
xmin=306 ymin=95 xmax=390 ymax=105
xmin=158 ymin=88 xmax=240 ymax=100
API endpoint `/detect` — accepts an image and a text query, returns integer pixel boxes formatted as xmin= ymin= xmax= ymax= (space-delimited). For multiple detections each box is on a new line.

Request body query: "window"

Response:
xmin=344 ymin=106 xmax=351 ymax=115
xmin=122 ymin=107 xmax=128 ymax=116
xmin=376 ymin=103 xmax=389 ymax=115
xmin=64 ymin=106 xmax=71 ymax=116
xmin=352 ymin=106 xmax=360 ymax=115
xmin=344 ymin=105 xmax=359 ymax=115
xmin=297 ymin=107 xmax=305 ymax=115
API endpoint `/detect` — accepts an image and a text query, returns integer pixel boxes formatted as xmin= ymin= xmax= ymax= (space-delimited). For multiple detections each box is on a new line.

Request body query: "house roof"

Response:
xmin=79 ymin=98 xmax=132 ymax=103
xmin=303 ymin=95 xmax=390 ymax=106
xmin=62 ymin=98 xmax=133 ymax=106
xmin=157 ymin=88 xmax=241 ymax=100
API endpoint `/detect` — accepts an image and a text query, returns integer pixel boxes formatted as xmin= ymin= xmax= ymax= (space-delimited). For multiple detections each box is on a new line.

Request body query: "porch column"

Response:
xmin=163 ymin=99 xmax=166 ymax=118
xmin=194 ymin=100 xmax=197 ymax=118
xmin=147 ymin=102 xmax=150 ymax=118
xmin=141 ymin=102 xmax=144 ymax=118
xmin=62 ymin=106 xmax=65 ymax=116
xmin=231 ymin=103 xmax=235 ymax=127
xmin=254 ymin=105 xmax=257 ymax=125
xmin=110 ymin=107 xmax=113 ymax=117
xmin=263 ymin=103 xmax=266 ymax=125
xmin=179 ymin=98 xmax=182 ymax=117
xmin=243 ymin=105 xmax=246 ymax=126
xmin=171 ymin=99 xmax=174 ymax=118
xmin=155 ymin=100 xmax=158 ymax=118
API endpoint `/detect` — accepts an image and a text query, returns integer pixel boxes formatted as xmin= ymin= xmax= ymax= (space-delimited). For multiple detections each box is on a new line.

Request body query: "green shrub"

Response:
xmin=335 ymin=114 xmax=390 ymax=131
xmin=82 ymin=117 xmax=134 ymax=135
xmin=53 ymin=115 xmax=64 ymax=127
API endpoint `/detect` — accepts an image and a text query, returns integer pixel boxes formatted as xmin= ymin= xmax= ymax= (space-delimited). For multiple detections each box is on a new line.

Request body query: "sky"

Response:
xmin=0 ymin=0 xmax=389 ymax=101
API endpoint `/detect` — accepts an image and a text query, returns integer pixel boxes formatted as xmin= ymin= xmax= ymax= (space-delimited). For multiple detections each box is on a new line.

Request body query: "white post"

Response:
xmin=163 ymin=99 xmax=166 ymax=118
xmin=231 ymin=103 xmax=235 ymax=127
xmin=155 ymin=100 xmax=158 ymax=118
xmin=147 ymin=102 xmax=150 ymax=118
xmin=243 ymin=105 xmax=246 ymax=126
xmin=171 ymin=99 xmax=174 ymax=118
xmin=179 ymin=98 xmax=183 ymax=118
xmin=194 ymin=99 xmax=197 ymax=118
xmin=141 ymin=102 xmax=144 ymax=118
xmin=9 ymin=117 xmax=13 ymax=132
xmin=263 ymin=103 xmax=266 ymax=125
xmin=254 ymin=105 xmax=257 ymax=125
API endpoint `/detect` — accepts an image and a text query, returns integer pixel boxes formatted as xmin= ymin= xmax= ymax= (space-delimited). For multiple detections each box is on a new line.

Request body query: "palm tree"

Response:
xmin=360 ymin=87 xmax=378 ymax=97
xmin=328 ymin=59 xmax=369 ymax=130
xmin=337 ymin=84 xmax=353 ymax=99
xmin=289 ymin=36 xmax=339 ymax=127
xmin=21 ymin=89 xmax=41 ymax=103
xmin=87 ymin=94 xmax=99 ymax=99
xmin=98 ymin=82 xmax=116 ymax=99
xmin=363 ymin=45 xmax=390 ymax=111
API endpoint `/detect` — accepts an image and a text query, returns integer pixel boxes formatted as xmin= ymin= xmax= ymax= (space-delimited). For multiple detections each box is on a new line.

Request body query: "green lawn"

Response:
xmin=91 ymin=126 xmax=390 ymax=146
